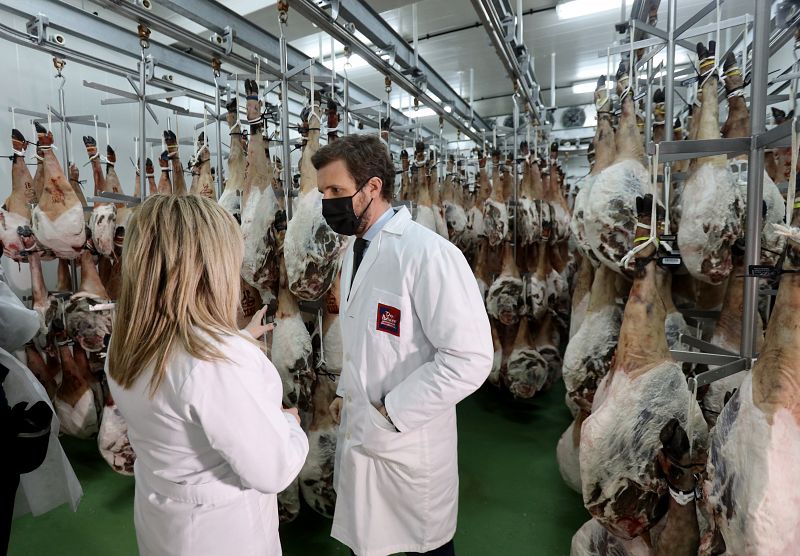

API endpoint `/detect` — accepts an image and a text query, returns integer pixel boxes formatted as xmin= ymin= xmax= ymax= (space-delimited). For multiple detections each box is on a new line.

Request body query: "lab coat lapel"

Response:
xmin=347 ymin=231 xmax=382 ymax=303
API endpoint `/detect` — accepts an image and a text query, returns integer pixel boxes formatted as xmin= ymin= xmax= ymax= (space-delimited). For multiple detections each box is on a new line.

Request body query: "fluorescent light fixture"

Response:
xmin=556 ymin=0 xmax=632 ymax=20
xmin=470 ymin=126 xmax=477 ymax=133
xmin=322 ymin=53 xmax=370 ymax=71
xmin=571 ymin=81 xmax=597 ymax=94
xmin=403 ymin=107 xmax=437 ymax=118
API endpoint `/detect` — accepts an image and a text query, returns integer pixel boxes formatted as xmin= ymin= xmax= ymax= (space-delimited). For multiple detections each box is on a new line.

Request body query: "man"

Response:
xmin=313 ymin=134 xmax=493 ymax=556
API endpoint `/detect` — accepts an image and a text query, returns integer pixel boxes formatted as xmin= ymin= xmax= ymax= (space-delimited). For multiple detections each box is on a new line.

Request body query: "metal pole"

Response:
xmin=741 ymin=0 xmax=770 ymax=360
xmin=412 ymin=2 xmax=419 ymax=69
xmin=550 ymin=52 xmax=556 ymax=107
xmin=644 ymin=58 xmax=653 ymax=147
xmin=139 ymin=49 xmax=147 ymax=202
xmin=663 ymin=0 xmax=676 ymax=220
xmin=57 ymin=84 xmax=70 ymax=171
xmin=469 ymin=68 xmax=475 ymax=122
xmin=512 ymin=93 xmax=519 ymax=258
xmin=214 ymin=76 xmax=223 ymax=199
xmin=516 ymin=0 xmax=523 ymax=45
xmin=279 ymin=21 xmax=292 ymax=220
xmin=344 ymin=69 xmax=350 ymax=136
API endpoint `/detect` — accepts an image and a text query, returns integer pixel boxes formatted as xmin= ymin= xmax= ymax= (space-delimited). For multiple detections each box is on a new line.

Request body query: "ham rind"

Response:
xmin=240 ymin=79 xmax=283 ymax=302
xmin=442 ymin=158 xmax=468 ymax=247
xmin=65 ymin=250 xmax=112 ymax=352
xmin=678 ymin=44 xmax=743 ymax=285
xmin=504 ymin=316 xmax=548 ymax=398
xmin=164 ymin=130 xmax=187 ymax=195
xmin=219 ymin=99 xmax=245 ymax=218
xmin=31 ymin=124 xmax=85 ymax=259
xmin=705 ymin=226 xmax=800 ymax=554
xmin=55 ymin=341 xmax=100 ymax=438
xmin=580 ymin=198 xmax=708 ymax=540
xmin=483 ymin=153 xmax=509 ymax=247
xmin=25 ymin=242 xmax=58 ymax=351
xmin=190 ymin=132 xmax=215 ymax=199
xmin=97 ymin=397 xmax=136 ymax=476
xmin=7 ymin=129 xmax=35 ymax=220
xmin=486 ymin=242 xmax=525 ymax=325
xmin=157 ymin=150 xmax=173 ymax=195
xmin=571 ymin=518 xmax=651 ymax=556
xmin=284 ymin=100 xmax=344 ymax=302
xmin=583 ymin=66 xmax=652 ymax=275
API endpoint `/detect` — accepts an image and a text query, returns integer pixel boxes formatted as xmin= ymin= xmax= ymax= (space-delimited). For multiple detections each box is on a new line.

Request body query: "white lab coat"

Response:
xmin=332 ymin=206 xmax=493 ymax=556
xmin=108 ymin=333 xmax=309 ymax=556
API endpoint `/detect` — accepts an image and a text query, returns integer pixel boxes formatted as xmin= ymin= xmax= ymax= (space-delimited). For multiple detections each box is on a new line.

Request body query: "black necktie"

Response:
xmin=351 ymin=238 xmax=369 ymax=287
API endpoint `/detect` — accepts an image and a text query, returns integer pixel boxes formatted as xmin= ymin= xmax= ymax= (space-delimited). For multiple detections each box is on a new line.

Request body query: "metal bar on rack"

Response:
xmin=755 ymin=118 xmax=797 ymax=148
xmin=645 ymin=58 xmax=653 ymax=147
xmin=344 ymin=68 xmax=350 ymax=136
xmin=678 ymin=14 xmax=749 ymax=40
xmin=670 ymin=350 xmax=742 ymax=365
xmin=662 ymin=0 xmax=677 ymax=215
xmin=47 ymin=105 xmax=71 ymax=135
xmin=674 ymin=0 xmax=724 ymax=39
xmin=279 ymin=17 xmax=292 ymax=221
xmin=678 ymin=333 xmax=739 ymax=356
xmin=214 ymin=77 xmax=223 ymax=199
xmin=646 ymin=137 xmax=750 ymax=162
xmin=741 ymin=0 xmax=771 ymax=360
xmin=139 ymin=48 xmax=148 ymax=203
xmin=601 ymin=36 xmax=664 ymax=57
xmin=693 ymin=358 xmax=749 ymax=388
xmin=512 ymin=93 xmax=519 ymax=258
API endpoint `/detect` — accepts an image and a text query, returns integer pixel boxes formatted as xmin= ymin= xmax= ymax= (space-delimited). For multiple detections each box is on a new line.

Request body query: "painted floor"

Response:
xmin=9 ymin=382 xmax=588 ymax=555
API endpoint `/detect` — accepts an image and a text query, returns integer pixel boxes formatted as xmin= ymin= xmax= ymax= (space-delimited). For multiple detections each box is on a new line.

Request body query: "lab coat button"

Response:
xmin=346 ymin=432 xmax=351 ymax=440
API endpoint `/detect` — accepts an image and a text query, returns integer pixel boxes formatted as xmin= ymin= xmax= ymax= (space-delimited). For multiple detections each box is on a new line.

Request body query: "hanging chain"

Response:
xmin=137 ymin=23 xmax=151 ymax=49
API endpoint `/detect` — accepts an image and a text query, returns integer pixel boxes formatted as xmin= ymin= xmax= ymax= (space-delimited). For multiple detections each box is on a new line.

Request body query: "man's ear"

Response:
xmin=368 ymin=177 xmax=383 ymax=196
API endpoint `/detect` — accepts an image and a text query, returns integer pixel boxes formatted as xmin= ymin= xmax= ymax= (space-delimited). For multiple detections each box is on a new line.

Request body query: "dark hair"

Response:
xmin=311 ymin=134 xmax=395 ymax=201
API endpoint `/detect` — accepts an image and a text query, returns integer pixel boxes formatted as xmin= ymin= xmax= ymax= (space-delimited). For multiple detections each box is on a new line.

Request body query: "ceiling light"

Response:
xmin=403 ymin=107 xmax=437 ymax=118
xmin=556 ymin=0 xmax=632 ymax=20
xmin=444 ymin=104 xmax=453 ymax=113
xmin=571 ymin=81 xmax=597 ymax=94
xmin=322 ymin=53 xmax=370 ymax=71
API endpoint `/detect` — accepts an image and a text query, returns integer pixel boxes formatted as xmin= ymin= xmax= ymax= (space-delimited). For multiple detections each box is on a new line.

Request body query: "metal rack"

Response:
xmin=605 ymin=0 xmax=799 ymax=388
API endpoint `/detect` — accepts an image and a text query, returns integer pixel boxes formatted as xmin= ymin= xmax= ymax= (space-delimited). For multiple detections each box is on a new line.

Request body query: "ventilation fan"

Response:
xmin=561 ymin=106 xmax=586 ymax=128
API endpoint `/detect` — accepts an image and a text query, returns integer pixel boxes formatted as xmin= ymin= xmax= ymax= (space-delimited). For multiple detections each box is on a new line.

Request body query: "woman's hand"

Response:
xmin=243 ymin=306 xmax=275 ymax=340
xmin=283 ymin=407 xmax=301 ymax=425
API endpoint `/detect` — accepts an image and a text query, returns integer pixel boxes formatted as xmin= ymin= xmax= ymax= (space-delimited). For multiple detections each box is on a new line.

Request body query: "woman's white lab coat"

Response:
xmin=332 ymin=207 xmax=493 ymax=556
xmin=108 ymin=333 xmax=309 ymax=556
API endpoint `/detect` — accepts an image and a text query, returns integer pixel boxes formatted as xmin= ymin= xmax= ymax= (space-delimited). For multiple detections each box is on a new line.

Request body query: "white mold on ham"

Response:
xmin=486 ymin=242 xmax=525 ymax=325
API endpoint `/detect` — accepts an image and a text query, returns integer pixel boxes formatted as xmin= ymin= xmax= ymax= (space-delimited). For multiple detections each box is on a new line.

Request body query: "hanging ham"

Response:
xmin=54 ymin=334 xmax=100 ymax=438
xmin=240 ymin=79 xmax=283 ymax=303
xmin=572 ymin=78 xmax=614 ymax=266
xmin=464 ymin=154 xmax=490 ymax=253
xmin=442 ymin=156 xmax=467 ymax=247
xmin=190 ymin=132 xmax=215 ymax=199
xmin=65 ymin=250 xmax=112 ymax=352
xmin=31 ymin=123 xmax=86 ymax=259
xmin=721 ymin=52 xmax=786 ymax=267
xmin=84 ymin=136 xmax=117 ymax=259
xmin=569 ymin=258 xmax=594 ymax=340
xmin=583 ymin=63 xmax=652 ymax=274
xmin=219 ymin=99 xmax=245 ymax=218
xmin=1 ymin=129 xmax=35 ymax=260
xmin=164 ymin=129 xmax=187 ymax=195
xmin=704 ymin=224 xmax=800 ymax=554
xmin=429 ymin=158 xmax=449 ymax=239
xmin=412 ymin=143 xmax=438 ymax=233
xmin=157 ymin=150 xmax=173 ymax=195
xmin=580 ymin=196 xmax=708 ymax=540
xmin=677 ymin=42 xmax=743 ymax=285
xmin=483 ymin=151 xmax=509 ymax=247
xmin=546 ymin=143 xmax=570 ymax=242
xmin=284 ymin=97 xmax=344 ymax=302
xmin=486 ymin=242 xmax=525 ymax=325
xmin=504 ymin=315 xmax=549 ymax=398
xmin=97 ymin=388 xmax=136 ymax=476
xmin=22 ymin=234 xmax=58 ymax=350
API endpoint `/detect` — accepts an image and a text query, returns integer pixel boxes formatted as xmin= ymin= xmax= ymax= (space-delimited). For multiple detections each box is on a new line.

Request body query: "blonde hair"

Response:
xmin=108 ymin=194 xmax=244 ymax=396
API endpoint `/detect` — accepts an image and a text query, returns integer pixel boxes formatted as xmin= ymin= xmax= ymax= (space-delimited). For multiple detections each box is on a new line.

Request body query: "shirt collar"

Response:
xmin=362 ymin=206 xmax=396 ymax=243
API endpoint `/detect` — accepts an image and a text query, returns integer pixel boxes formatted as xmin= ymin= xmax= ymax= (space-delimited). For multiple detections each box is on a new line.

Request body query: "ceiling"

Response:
xmin=155 ymin=0 xmax=759 ymax=137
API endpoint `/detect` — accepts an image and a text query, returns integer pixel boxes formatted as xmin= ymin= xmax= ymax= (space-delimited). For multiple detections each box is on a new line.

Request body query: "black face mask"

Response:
xmin=322 ymin=183 xmax=374 ymax=236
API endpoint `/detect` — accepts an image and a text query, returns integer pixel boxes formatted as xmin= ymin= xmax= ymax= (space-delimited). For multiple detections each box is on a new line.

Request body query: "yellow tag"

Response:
xmin=794 ymin=200 xmax=800 ymax=209
xmin=634 ymin=236 xmax=651 ymax=244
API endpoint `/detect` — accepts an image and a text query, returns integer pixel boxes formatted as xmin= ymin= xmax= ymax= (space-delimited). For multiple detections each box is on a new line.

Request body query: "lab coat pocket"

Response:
xmin=367 ymin=404 xmax=398 ymax=433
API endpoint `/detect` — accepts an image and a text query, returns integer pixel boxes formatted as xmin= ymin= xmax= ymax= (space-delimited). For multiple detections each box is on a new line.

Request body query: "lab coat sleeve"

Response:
xmin=384 ymin=241 xmax=493 ymax=432
xmin=179 ymin=343 xmax=309 ymax=494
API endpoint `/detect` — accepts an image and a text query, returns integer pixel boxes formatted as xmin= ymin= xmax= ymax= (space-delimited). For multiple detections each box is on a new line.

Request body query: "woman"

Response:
xmin=107 ymin=195 xmax=308 ymax=556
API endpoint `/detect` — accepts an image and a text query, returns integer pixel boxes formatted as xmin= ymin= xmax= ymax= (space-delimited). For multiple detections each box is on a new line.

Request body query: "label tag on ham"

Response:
xmin=659 ymin=256 xmax=682 ymax=267
xmin=376 ymin=304 xmax=401 ymax=336
xmin=634 ymin=91 xmax=646 ymax=102
xmin=747 ymin=265 xmax=780 ymax=279
xmin=659 ymin=234 xmax=677 ymax=242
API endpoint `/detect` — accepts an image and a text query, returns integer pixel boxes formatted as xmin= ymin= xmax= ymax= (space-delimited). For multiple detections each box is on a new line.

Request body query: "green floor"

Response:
xmin=9 ymin=383 xmax=588 ymax=555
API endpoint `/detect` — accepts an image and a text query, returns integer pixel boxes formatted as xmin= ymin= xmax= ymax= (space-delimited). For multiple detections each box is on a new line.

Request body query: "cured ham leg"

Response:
xmin=31 ymin=124 xmax=86 ymax=259
xmin=580 ymin=196 xmax=708 ymax=539
xmin=563 ymin=265 xmax=622 ymax=412
xmin=1 ymin=130 xmax=34 ymax=260
xmin=704 ymin=226 xmax=800 ymax=554
xmin=583 ymin=63 xmax=652 ymax=274
xmin=532 ymin=311 xmax=563 ymax=389
xmin=442 ymin=156 xmax=467 ymax=247
xmin=486 ymin=242 xmax=525 ymax=325
xmin=219 ymin=99 xmax=245 ymax=218
xmin=483 ymin=151 xmax=509 ymax=247
xmin=25 ymin=344 xmax=60 ymax=401
xmin=84 ymin=136 xmax=117 ymax=258
xmin=32 ymin=145 xmax=44 ymax=201
xmin=413 ymin=143 xmax=438 ymax=233
xmin=677 ymin=43 xmax=743 ymax=284
xmin=240 ymin=79 xmax=283 ymax=303
xmin=144 ymin=158 xmax=157 ymax=196
xmin=164 ymin=130 xmax=187 ymax=195
xmin=284 ymin=97 xmax=344 ymax=301
xmin=55 ymin=335 xmax=99 ymax=438
xmin=504 ymin=316 xmax=548 ymax=398
xmin=721 ymin=53 xmax=786 ymax=267
xmin=399 ymin=150 xmax=411 ymax=201
xmin=546 ymin=144 xmax=570 ymax=242
xmin=572 ymin=78 xmax=614 ymax=267
xmin=190 ymin=133 xmax=215 ymax=198
xmin=271 ymin=261 xmax=314 ymax=411
xmin=429 ymin=159 xmax=449 ymax=239
xmin=464 ymin=154 xmax=489 ymax=252
xmin=66 ymin=250 xmax=112 ymax=352
xmin=97 ymin=388 xmax=136 ymax=476
xmin=22 ymin=234 xmax=58 ymax=349
xmin=569 ymin=257 xmax=594 ymax=339
xmin=157 ymin=150 xmax=173 ymax=194
xmin=769 ymin=108 xmax=793 ymax=185
xmin=474 ymin=240 xmax=492 ymax=300
xmin=525 ymin=244 xmax=548 ymax=320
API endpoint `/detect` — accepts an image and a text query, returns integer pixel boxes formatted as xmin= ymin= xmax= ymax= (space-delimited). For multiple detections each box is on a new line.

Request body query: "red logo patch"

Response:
xmin=376 ymin=304 xmax=401 ymax=336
